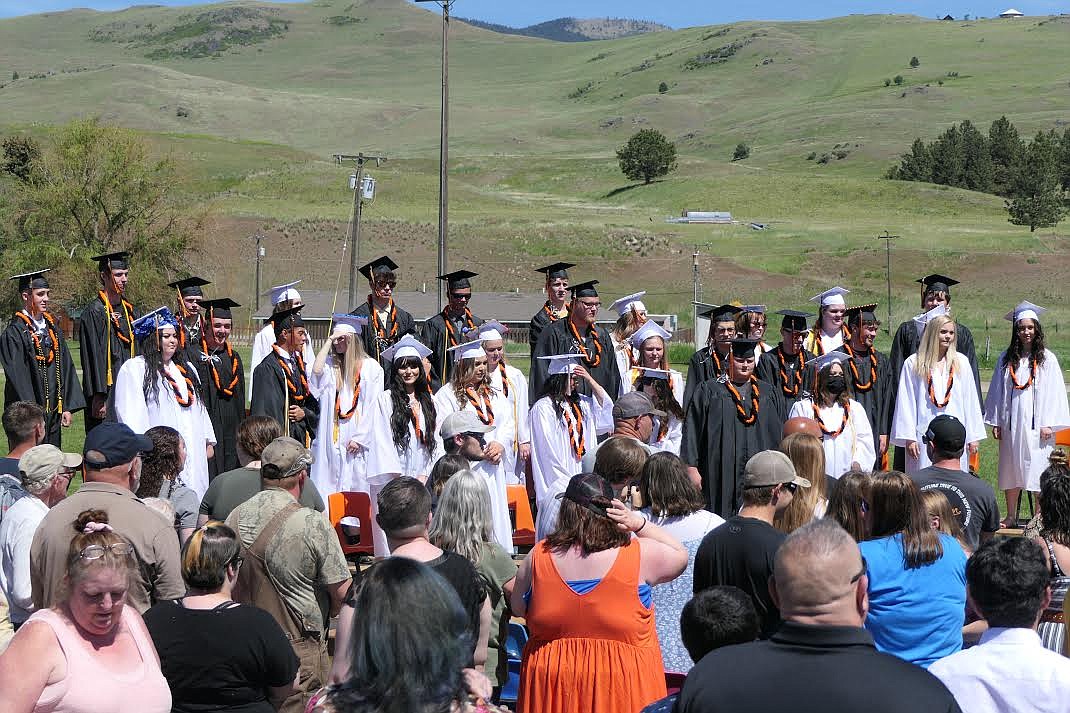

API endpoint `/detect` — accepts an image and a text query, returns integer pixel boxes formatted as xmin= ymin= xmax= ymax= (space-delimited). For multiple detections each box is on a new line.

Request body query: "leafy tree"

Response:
xmin=1 ymin=135 xmax=41 ymax=183
xmin=910 ymin=56 xmax=920 ymax=68
xmin=616 ymin=129 xmax=677 ymax=184
xmin=1006 ymin=131 xmax=1068 ymax=232
xmin=733 ymin=143 xmax=751 ymax=161
xmin=658 ymin=81 xmax=668 ymax=93
xmin=989 ymin=115 xmax=1024 ymax=196
xmin=893 ymin=75 xmax=904 ymax=85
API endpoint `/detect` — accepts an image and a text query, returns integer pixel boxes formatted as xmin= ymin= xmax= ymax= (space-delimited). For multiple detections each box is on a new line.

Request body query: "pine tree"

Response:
xmin=1058 ymin=127 xmax=1070 ymax=193
xmin=930 ymin=125 xmax=965 ymax=187
xmin=959 ymin=120 xmax=993 ymax=193
xmin=989 ymin=116 xmax=1024 ymax=196
xmin=890 ymin=138 xmax=934 ymax=182
xmin=1006 ymin=131 xmax=1068 ymax=232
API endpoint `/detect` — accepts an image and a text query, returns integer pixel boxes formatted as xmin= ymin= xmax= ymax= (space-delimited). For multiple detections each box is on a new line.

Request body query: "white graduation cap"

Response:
xmin=331 ymin=313 xmax=368 ymax=336
xmin=448 ymin=339 xmax=486 ymax=362
xmin=267 ymin=280 xmax=302 ymax=306
xmin=1005 ymin=301 xmax=1047 ymax=324
xmin=380 ymin=334 xmax=432 ymax=362
xmin=609 ymin=291 xmax=647 ymax=318
xmin=805 ymin=351 xmax=849 ymax=372
xmin=466 ymin=320 xmax=508 ymax=343
xmin=636 ymin=367 xmax=670 ymax=380
xmin=809 ymin=286 xmax=850 ymax=307
xmin=630 ymin=320 xmax=672 ymax=349
xmin=913 ymin=303 xmax=947 ymax=338
xmin=539 ymin=354 xmax=584 ymax=376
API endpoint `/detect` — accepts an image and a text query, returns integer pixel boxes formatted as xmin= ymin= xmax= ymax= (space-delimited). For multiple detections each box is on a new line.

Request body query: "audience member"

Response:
xmin=827 ymin=469 xmax=872 ymax=541
xmin=30 ymin=422 xmax=184 ymax=612
xmin=226 ymin=436 xmax=351 ymax=713
xmin=426 ymin=453 xmax=471 ymax=507
xmin=144 ymin=521 xmax=300 ymax=713
xmin=693 ymin=450 xmax=808 ymax=638
xmin=675 ymin=519 xmax=962 ymax=713
xmin=775 ymin=432 xmax=828 ymax=533
xmin=137 ymin=425 xmax=199 ymax=543
xmin=921 ymin=489 xmax=971 ymax=556
xmin=142 ymin=497 xmax=176 ymax=525
xmin=579 ymin=391 xmax=660 ymax=470
xmin=782 ymin=415 xmax=822 ymax=441
xmin=1 ymin=401 xmax=44 ymax=480
xmin=638 ymin=452 xmax=725 ymax=672
xmin=860 ymin=472 xmax=966 ymax=668
xmin=930 ymin=537 xmax=1070 ymax=713
xmin=0 ymin=509 xmax=172 ymax=712
xmin=1031 ymin=460 xmax=1070 ymax=653
xmin=511 ymin=472 xmax=687 ymax=713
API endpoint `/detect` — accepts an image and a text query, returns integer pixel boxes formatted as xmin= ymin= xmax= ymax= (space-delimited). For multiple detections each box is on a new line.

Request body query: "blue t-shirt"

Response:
xmin=859 ymin=532 xmax=966 ymax=668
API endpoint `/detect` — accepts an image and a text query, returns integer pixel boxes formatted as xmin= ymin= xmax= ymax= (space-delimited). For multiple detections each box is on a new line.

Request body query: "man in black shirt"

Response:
xmin=677 ymin=519 xmax=962 ymax=713
xmin=692 ymin=450 xmax=809 ymax=638
xmin=910 ymin=414 xmax=1000 ymax=549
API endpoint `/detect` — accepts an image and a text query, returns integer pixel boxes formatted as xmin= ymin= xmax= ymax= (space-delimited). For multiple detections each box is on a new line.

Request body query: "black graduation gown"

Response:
xmin=77 ymin=296 xmax=138 ymax=431
xmin=529 ymin=318 xmax=621 ymax=401
xmin=529 ymin=302 xmax=567 ymax=351
xmin=681 ymin=377 xmax=787 ymax=518
xmin=755 ymin=345 xmax=814 ymax=410
xmin=195 ymin=345 xmax=247 ymax=478
xmin=0 ymin=313 xmax=86 ymax=447
xmin=250 ymin=352 xmax=319 ymax=447
xmin=682 ymin=346 xmax=731 ymax=410
xmin=350 ymin=300 xmax=417 ymax=367
xmin=175 ymin=317 xmax=204 ymax=369
xmin=421 ymin=309 xmax=482 ymax=386
xmin=836 ymin=345 xmax=894 ymax=469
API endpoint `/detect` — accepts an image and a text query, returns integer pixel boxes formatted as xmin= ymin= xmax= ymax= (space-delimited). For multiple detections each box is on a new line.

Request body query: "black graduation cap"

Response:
xmin=569 ymin=280 xmax=600 ymax=298
xmin=269 ymin=305 xmax=304 ymax=330
xmin=535 ymin=262 xmax=575 ymax=280
xmin=91 ymin=251 xmax=130 ymax=271
xmin=359 ymin=256 xmax=399 ymax=281
xmin=10 ymin=269 xmax=50 ymax=292
xmin=167 ymin=276 xmax=211 ymax=298
xmin=701 ymin=304 xmax=742 ymax=323
xmin=775 ymin=309 xmax=813 ymax=332
xmin=846 ymin=303 xmax=880 ymax=327
xmin=437 ymin=270 xmax=478 ymax=291
xmin=729 ymin=337 xmax=759 ymax=358
xmin=202 ymin=298 xmax=240 ymax=321
xmin=917 ymin=274 xmax=959 ymax=295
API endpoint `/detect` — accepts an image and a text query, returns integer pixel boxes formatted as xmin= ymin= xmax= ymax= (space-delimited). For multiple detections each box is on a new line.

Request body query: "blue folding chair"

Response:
xmin=499 ymin=622 xmax=529 ymax=704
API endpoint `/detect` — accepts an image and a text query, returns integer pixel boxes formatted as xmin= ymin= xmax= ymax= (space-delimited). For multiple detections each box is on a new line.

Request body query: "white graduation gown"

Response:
xmin=648 ymin=415 xmax=683 ymax=456
xmin=984 ymin=350 xmax=1070 ymax=491
xmin=488 ymin=363 xmax=530 ymax=485
xmin=250 ymin=325 xmax=315 ymax=387
xmin=789 ymin=399 xmax=876 ymax=479
xmin=308 ymin=358 xmax=385 ymax=497
xmin=891 ymin=353 xmax=986 ymax=474
xmin=529 ymin=393 xmax=615 ymax=505
xmin=113 ymin=356 xmax=217 ymax=500
xmin=434 ymin=385 xmax=515 ymax=552
xmin=612 ymin=336 xmax=636 ymax=397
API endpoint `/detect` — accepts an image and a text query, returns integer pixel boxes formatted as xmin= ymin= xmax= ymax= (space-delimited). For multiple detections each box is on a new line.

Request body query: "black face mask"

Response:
xmin=827 ymin=375 xmax=847 ymax=394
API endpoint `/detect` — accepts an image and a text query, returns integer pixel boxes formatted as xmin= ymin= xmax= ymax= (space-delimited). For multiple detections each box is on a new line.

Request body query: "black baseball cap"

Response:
xmin=924 ymin=415 xmax=966 ymax=452
xmin=556 ymin=472 xmax=615 ymax=517
xmin=83 ymin=423 xmax=154 ymax=469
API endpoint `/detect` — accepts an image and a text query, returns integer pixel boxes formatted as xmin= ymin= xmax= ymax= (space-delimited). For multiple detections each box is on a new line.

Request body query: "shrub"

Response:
xmin=884 ymin=78 xmax=891 ymax=86
xmin=817 ymin=153 xmax=831 ymax=164
xmin=10 ymin=71 xmax=17 ymax=80
xmin=616 ymin=129 xmax=678 ymax=184
xmin=894 ymin=75 xmax=904 ymax=85
xmin=568 ymin=82 xmax=593 ymax=99
xmin=733 ymin=142 xmax=751 ymax=161
xmin=658 ymin=81 xmax=668 ymax=93
xmin=806 ymin=151 xmax=817 ymax=160
xmin=910 ymin=56 xmax=920 ymax=68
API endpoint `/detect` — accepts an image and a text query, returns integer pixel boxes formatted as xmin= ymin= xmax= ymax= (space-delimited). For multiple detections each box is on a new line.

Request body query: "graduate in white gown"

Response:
xmin=113 ymin=307 xmax=216 ymax=499
xmin=469 ymin=321 xmax=530 ymax=485
xmin=787 ymin=352 xmax=875 ymax=479
xmin=434 ymin=339 xmax=514 ymax=551
xmin=250 ymin=280 xmax=315 ymax=378
xmin=308 ymin=314 xmax=384 ymax=498
xmin=803 ymin=286 xmax=851 ymax=356
xmin=892 ymin=313 xmax=985 ymax=474
xmin=983 ymin=301 xmax=1070 ymax=524
xmin=609 ymin=291 xmax=647 ymax=397
xmin=529 ymin=354 xmax=614 ymax=505
xmin=626 ymin=321 xmax=686 ymax=454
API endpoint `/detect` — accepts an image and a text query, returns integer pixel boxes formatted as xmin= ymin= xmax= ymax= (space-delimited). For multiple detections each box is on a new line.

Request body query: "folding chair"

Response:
xmin=507 ymin=484 xmax=536 ymax=548
xmin=327 ymin=491 xmax=375 ymax=557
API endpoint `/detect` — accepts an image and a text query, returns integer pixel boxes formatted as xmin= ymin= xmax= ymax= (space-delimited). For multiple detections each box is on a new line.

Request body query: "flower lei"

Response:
xmin=1008 ymin=356 xmax=1036 ymax=391
xmin=812 ymin=401 xmax=850 ymax=438
xmin=497 ymin=362 xmax=511 ymax=399
xmin=368 ymin=296 xmax=399 ymax=343
xmin=927 ymin=361 xmax=955 ymax=408
xmin=443 ymin=308 xmax=477 ymax=349
xmin=568 ymin=319 xmax=603 ymax=368
xmin=200 ymin=334 xmax=240 ymax=398
xmin=161 ymin=362 xmax=196 ymax=408
xmin=272 ymin=345 xmax=309 ymax=403
xmin=333 ymin=359 xmax=363 ymax=444
xmin=542 ymin=301 xmax=567 ymax=323
xmin=465 ymin=387 xmax=495 ymax=426
xmin=726 ymin=376 xmax=760 ymax=425
xmin=843 ymin=343 xmax=877 ymax=393
xmin=16 ymin=311 xmax=63 ymax=413
xmin=564 ymin=399 xmax=586 ymax=460
xmin=776 ymin=347 xmax=804 ymax=397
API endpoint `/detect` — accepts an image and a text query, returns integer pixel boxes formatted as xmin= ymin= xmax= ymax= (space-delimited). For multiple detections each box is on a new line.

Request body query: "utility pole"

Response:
xmin=254 ymin=231 xmax=264 ymax=312
xmin=335 ymin=153 xmax=386 ymax=311
xmin=876 ymin=231 xmax=899 ymax=335
xmin=692 ymin=248 xmax=700 ymax=341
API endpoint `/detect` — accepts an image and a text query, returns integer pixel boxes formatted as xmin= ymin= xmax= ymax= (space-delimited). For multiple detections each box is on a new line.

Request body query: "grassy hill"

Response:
xmin=455 ymin=16 xmax=671 ymax=42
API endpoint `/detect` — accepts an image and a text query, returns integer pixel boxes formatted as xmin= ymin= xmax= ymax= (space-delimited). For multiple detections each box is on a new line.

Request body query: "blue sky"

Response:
xmin=0 ymin=0 xmax=1063 ymax=25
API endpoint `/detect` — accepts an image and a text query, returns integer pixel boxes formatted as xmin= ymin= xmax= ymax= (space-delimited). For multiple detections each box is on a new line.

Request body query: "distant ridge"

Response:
xmin=455 ymin=15 xmax=670 ymax=42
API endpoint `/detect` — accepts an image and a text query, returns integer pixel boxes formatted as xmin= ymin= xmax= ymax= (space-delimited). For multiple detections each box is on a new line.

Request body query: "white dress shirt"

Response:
xmin=929 ymin=626 xmax=1070 ymax=713
xmin=0 ymin=495 xmax=48 ymax=625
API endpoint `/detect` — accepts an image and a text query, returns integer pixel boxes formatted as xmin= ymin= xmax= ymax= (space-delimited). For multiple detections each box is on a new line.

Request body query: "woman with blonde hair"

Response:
xmin=774 ymin=432 xmax=828 ymax=533
xmin=891 ymin=313 xmax=984 ymax=474
xmin=920 ymin=489 xmax=971 ymax=556
xmin=609 ymin=292 xmax=648 ymax=396
xmin=629 ymin=321 xmax=685 ymax=455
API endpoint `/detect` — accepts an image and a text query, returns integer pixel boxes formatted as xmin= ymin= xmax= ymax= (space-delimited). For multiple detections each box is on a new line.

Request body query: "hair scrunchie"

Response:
xmin=83 ymin=522 xmax=114 ymax=534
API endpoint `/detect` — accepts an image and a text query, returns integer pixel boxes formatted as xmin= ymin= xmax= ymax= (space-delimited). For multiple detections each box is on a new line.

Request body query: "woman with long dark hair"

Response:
xmin=137 ymin=425 xmax=200 ymax=543
xmin=984 ymin=301 xmax=1070 ymax=526
xmin=1031 ymin=460 xmax=1070 ymax=652
xmin=628 ymin=321 xmax=685 ymax=455
xmin=113 ymin=307 xmax=216 ymax=499
xmin=826 ymin=469 xmax=871 ymax=541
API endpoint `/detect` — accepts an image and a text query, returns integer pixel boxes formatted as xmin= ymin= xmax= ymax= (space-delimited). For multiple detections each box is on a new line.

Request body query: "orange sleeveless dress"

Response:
xmin=517 ymin=539 xmax=666 ymax=713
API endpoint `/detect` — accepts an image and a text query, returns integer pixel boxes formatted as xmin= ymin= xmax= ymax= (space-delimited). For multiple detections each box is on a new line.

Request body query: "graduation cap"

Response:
xmin=917 ymin=274 xmax=959 ymax=295
xmin=569 ymin=280 xmax=600 ymax=299
xmin=846 ymin=303 xmax=880 ymax=327
xmin=913 ymin=303 xmax=947 ymax=338
xmin=381 ymin=334 xmax=432 ymax=363
xmin=10 ymin=268 xmax=50 ymax=292
xmin=535 ymin=262 xmax=575 ymax=280
xmin=448 ymin=338 xmax=486 ymax=362
xmin=809 ymin=286 xmax=849 ymax=307
xmin=741 ymin=305 xmax=767 ymax=314
xmin=729 ymin=338 xmax=760 ymax=358
xmin=359 ymin=256 xmax=399 ymax=281
xmin=630 ymin=320 xmax=671 ymax=349
xmin=331 ymin=313 xmax=368 ymax=336
xmin=269 ymin=305 xmax=304 ymax=330
xmin=168 ymin=276 xmax=210 ymax=298
xmin=438 ymin=270 xmax=477 ymax=291
xmin=267 ymin=280 xmax=302 ymax=307
xmin=466 ymin=320 xmax=508 ymax=342
xmin=775 ymin=309 xmax=813 ymax=332
xmin=202 ymin=298 xmax=240 ymax=321
xmin=539 ymin=353 xmax=584 ymax=376
xmin=701 ymin=304 xmax=742 ymax=323
xmin=131 ymin=307 xmax=178 ymax=341
xmin=1005 ymin=301 xmax=1047 ymax=323
xmin=635 ymin=367 xmax=670 ymax=381
xmin=805 ymin=351 xmax=849 ymax=372
xmin=91 ymin=251 xmax=130 ymax=271
xmin=609 ymin=291 xmax=647 ymax=318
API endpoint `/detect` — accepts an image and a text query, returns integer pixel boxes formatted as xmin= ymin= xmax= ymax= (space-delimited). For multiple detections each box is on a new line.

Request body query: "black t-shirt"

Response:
xmin=911 ymin=466 xmax=1000 ymax=550
xmin=693 ymin=515 xmax=786 ymax=638
xmin=143 ymin=600 xmax=300 ymax=713
xmin=0 ymin=457 xmax=20 ymax=477
xmin=427 ymin=550 xmax=487 ymax=651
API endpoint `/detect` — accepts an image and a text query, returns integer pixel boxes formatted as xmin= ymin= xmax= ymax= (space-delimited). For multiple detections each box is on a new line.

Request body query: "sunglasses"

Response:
xmin=782 ymin=482 xmax=799 ymax=494
xmin=851 ymin=556 xmax=868 ymax=584
xmin=79 ymin=543 xmax=135 ymax=560
xmin=464 ymin=432 xmax=487 ymax=445
xmin=450 ymin=293 xmax=472 ymax=300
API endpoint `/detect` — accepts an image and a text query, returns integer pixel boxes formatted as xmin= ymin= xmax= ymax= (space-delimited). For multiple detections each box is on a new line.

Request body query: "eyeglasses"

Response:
xmin=229 ymin=555 xmax=244 ymax=570
xmin=450 ymin=292 xmax=472 ymax=300
xmin=79 ymin=543 xmax=135 ymax=560
xmin=850 ymin=556 xmax=868 ymax=584
xmin=751 ymin=321 xmax=767 ymax=328
xmin=375 ymin=281 xmax=397 ymax=289
xmin=577 ymin=301 xmax=601 ymax=310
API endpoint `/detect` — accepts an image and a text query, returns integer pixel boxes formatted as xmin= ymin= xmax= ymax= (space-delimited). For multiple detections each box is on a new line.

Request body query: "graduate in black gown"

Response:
xmin=530 ymin=279 xmax=621 ymax=401
xmin=348 ymin=255 xmax=416 ymax=367
xmin=528 ymin=262 xmax=574 ymax=352
xmin=682 ymin=338 xmax=787 ymax=518
xmin=0 ymin=269 xmax=85 ymax=447
xmin=421 ymin=270 xmax=482 ymax=385
xmin=250 ymin=305 xmax=319 ymax=447
xmin=756 ymin=309 xmax=815 ymax=411
xmin=168 ymin=276 xmax=210 ymax=367
xmin=195 ymin=298 xmax=246 ymax=478
xmin=682 ymin=304 xmax=740 ymax=409
xmin=78 ymin=251 xmax=139 ymax=432
xmin=837 ymin=304 xmax=894 ymax=470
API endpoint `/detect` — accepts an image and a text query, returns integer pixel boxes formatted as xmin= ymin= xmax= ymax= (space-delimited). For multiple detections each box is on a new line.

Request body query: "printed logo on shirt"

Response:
xmin=919 ymin=482 xmax=973 ymax=528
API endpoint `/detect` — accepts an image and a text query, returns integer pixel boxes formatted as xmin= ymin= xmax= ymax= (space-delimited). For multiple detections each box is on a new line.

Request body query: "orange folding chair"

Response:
xmin=507 ymin=484 xmax=536 ymax=548
xmin=327 ymin=491 xmax=375 ymax=557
